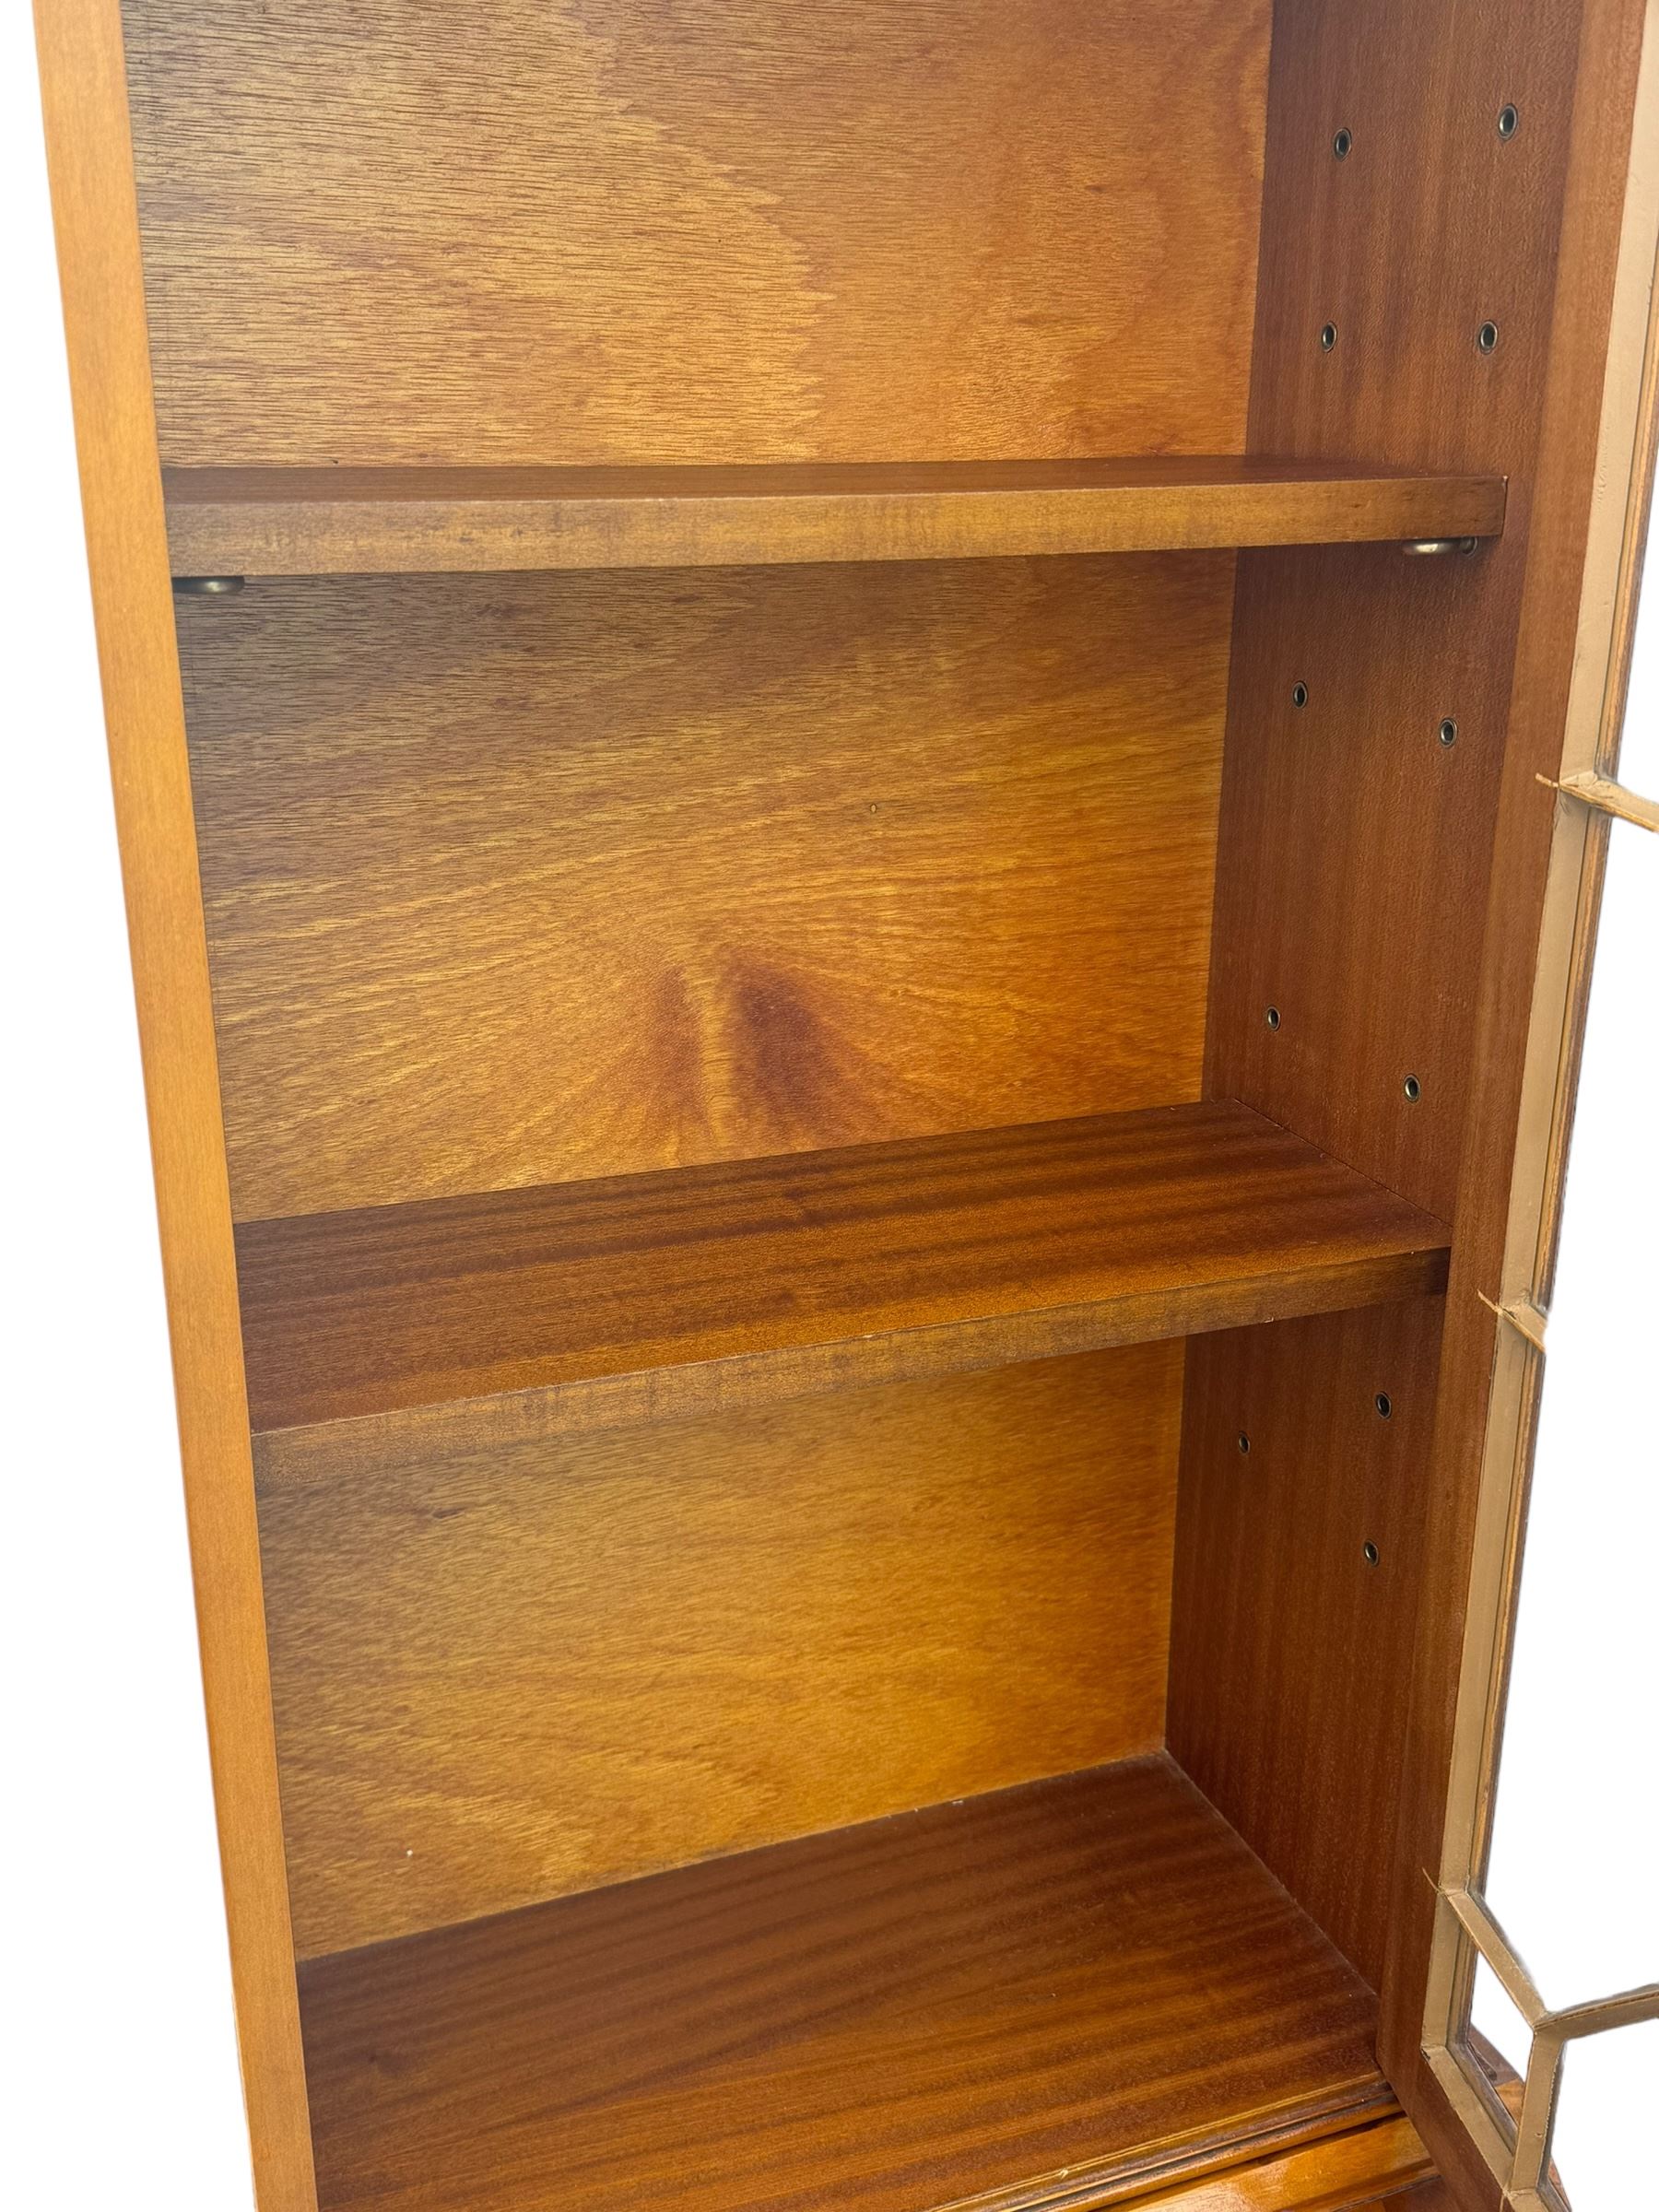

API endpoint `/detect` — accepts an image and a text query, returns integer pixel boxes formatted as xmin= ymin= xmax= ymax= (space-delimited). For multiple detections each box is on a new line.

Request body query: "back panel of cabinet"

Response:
xmin=121 ymin=0 xmax=1270 ymax=467
xmin=125 ymin=0 xmax=1278 ymax=1963
xmin=179 ymin=555 xmax=1231 ymax=1218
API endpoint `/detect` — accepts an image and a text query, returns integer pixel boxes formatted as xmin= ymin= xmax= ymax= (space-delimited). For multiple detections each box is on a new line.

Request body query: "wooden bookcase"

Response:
xmin=32 ymin=3 xmax=1659 ymax=2209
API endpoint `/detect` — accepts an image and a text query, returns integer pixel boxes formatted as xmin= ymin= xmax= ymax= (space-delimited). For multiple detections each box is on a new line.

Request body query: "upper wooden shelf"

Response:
xmin=297 ymin=1756 xmax=1407 ymax=2212
xmin=164 ymin=457 xmax=1507 ymax=577
xmin=240 ymin=1100 xmax=1449 ymax=1481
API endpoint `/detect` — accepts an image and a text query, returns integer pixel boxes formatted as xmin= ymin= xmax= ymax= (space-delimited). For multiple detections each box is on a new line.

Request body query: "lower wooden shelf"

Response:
xmin=240 ymin=1100 xmax=1449 ymax=1481
xmin=297 ymin=1756 xmax=1398 ymax=2212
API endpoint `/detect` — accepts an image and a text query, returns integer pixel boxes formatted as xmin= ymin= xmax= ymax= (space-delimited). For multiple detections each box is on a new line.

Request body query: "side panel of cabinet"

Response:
xmin=29 ymin=2 xmax=317 ymax=2206
xmin=1211 ymin=0 xmax=1584 ymax=1226
xmin=1176 ymin=4 xmax=1652 ymax=2206
xmin=1173 ymin=0 xmax=1588 ymax=2011
xmin=1171 ymin=1299 xmax=1444 ymax=1991
xmin=1382 ymin=2 xmax=1655 ymax=2203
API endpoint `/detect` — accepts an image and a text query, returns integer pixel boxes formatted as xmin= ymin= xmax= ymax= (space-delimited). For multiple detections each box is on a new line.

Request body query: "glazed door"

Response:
xmin=1415 ymin=23 xmax=1659 ymax=2197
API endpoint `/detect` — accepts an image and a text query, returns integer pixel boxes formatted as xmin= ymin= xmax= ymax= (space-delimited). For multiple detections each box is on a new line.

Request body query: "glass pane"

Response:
xmin=1548 ymin=2021 xmax=1659 ymax=2211
xmin=1467 ymin=1954 xmax=1532 ymax=2130
xmin=1481 ymin=817 xmax=1659 ymax=2007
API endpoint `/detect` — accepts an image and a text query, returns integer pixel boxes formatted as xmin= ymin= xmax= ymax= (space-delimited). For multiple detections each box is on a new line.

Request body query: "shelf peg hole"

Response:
xmin=1291 ymin=681 xmax=1309 ymax=709
xmin=1403 ymin=1074 xmax=1422 ymax=1102
xmin=1333 ymin=127 xmax=1353 ymax=159
xmin=1265 ymin=1006 xmax=1282 ymax=1031
xmin=1238 ymin=1433 xmax=1252 ymax=1455
xmin=1439 ymin=717 xmax=1459 ymax=747
xmin=1320 ymin=321 xmax=1339 ymax=351
xmin=1477 ymin=320 xmax=1500 ymax=354
xmin=1362 ymin=1541 xmax=1381 ymax=1568
xmin=1498 ymin=103 xmax=1520 ymax=139
xmin=1375 ymin=1393 xmax=1394 ymax=1419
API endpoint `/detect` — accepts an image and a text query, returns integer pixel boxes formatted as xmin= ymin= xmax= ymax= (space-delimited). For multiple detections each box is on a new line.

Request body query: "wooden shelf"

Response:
xmin=297 ymin=1757 xmax=1402 ymax=2212
xmin=164 ymin=457 xmax=1507 ymax=577
xmin=240 ymin=1100 xmax=1449 ymax=1478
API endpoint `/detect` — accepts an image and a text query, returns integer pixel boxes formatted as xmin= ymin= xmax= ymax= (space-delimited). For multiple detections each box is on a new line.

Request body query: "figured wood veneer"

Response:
xmin=261 ymin=1346 xmax=1180 ymax=1957
xmin=121 ymin=0 xmax=1271 ymax=469
xmin=160 ymin=460 xmax=1507 ymax=575
xmin=180 ymin=558 xmax=1232 ymax=1219
xmin=296 ymin=1757 xmax=1394 ymax=2212
xmin=238 ymin=1101 xmax=1451 ymax=1465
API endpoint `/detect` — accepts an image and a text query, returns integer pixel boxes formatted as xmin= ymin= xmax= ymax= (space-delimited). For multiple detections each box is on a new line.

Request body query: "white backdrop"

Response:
xmin=2 ymin=6 xmax=1649 ymax=2207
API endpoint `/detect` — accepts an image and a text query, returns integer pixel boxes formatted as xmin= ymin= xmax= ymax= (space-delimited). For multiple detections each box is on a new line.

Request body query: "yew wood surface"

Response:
xmin=236 ymin=1101 xmax=1451 ymax=1451
xmin=160 ymin=459 xmax=1507 ymax=576
xmin=121 ymin=0 xmax=1271 ymax=468
xmin=261 ymin=1347 xmax=1180 ymax=1957
xmin=180 ymin=558 xmax=1232 ymax=1223
xmin=297 ymin=1758 xmax=1394 ymax=2212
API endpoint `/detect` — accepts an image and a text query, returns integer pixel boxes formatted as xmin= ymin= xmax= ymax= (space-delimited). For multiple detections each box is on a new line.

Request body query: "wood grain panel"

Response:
xmin=261 ymin=1347 xmax=1181 ymax=1957
xmin=30 ymin=3 xmax=318 ymax=2206
xmin=1207 ymin=544 xmax=1527 ymax=1227
xmin=160 ymin=460 xmax=1509 ymax=577
xmin=121 ymin=0 xmax=1270 ymax=467
xmin=181 ymin=557 xmax=1232 ymax=1219
xmin=1169 ymin=1299 xmax=1446 ymax=1994
xmin=1209 ymin=0 xmax=1586 ymax=1220
xmin=297 ymin=1757 xmax=1393 ymax=2212
xmin=236 ymin=1102 xmax=1452 ymax=1453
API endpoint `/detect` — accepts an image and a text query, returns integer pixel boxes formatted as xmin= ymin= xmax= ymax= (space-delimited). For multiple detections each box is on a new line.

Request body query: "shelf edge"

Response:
xmin=251 ymin=1241 xmax=1450 ymax=1488
xmin=166 ymin=468 xmax=1509 ymax=576
xmin=934 ymin=2106 xmax=1423 ymax=2212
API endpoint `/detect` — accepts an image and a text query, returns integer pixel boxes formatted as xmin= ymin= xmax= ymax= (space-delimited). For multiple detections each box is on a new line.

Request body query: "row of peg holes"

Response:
xmin=1235 ymin=1392 xmax=1393 ymax=1565
xmin=1332 ymin=102 xmax=1518 ymax=160
xmin=1248 ymin=117 xmax=1492 ymax=1576
xmin=1321 ymin=318 xmax=1499 ymax=356
xmin=1263 ymin=998 xmax=1421 ymax=1103
xmin=1321 ymin=105 xmax=1516 ymax=356
xmin=1271 ymin=698 xmax=1426 ymax=1095
xmin=1289 ymin=684 xmax=1457 ymax=750
xmin=1266 ymin=641 xmax=1419 ymax=1553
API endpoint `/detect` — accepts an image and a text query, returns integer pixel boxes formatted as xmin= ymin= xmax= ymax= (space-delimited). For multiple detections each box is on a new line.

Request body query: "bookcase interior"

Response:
xmin=107 ymin=0 xmax=1593 ymax=2205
